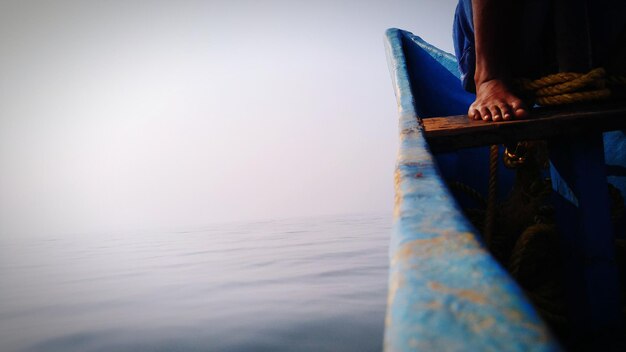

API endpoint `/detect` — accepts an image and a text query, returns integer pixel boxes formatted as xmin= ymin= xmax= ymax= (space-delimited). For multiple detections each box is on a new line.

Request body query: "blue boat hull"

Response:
xmin=384 ymin=28 xmax=561 ymax=352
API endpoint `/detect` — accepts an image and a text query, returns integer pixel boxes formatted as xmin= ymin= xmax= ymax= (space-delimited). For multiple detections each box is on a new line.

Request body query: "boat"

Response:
xmin=383 ymin=28 xmax=626 ymax=351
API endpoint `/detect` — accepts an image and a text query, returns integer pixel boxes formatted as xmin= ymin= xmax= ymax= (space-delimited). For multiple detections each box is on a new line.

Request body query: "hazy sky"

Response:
xmin=0 ymin=0 xmax=457 ymax=236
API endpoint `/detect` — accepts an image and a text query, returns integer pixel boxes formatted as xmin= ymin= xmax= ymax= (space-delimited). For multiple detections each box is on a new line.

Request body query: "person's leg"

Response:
xmin=454 ymin=0 xmax=554 ymax=80
xmin=513 ymin=0 xmax=555 ymax=79
xmin=553 ymin=0 xmax=594 ymax=73
xmin=464 ymin=0 xmax=527 ymax=121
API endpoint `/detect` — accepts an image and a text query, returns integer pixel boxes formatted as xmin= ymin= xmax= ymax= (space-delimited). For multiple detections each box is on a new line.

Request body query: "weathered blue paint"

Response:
xmin=384 ymin=28 xmax=561 ymax=352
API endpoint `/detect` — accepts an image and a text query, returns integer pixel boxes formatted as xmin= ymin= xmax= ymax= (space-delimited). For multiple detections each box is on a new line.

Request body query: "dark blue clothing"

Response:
xmin=452 ymin=0 xmax=475 ymax=92
xmin=453 ymin=0 xmax=626 ymax=93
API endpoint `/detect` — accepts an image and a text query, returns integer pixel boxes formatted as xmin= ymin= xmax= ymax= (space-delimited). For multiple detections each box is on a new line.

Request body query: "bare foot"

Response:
xmin=468 ymin=79 xmax=528 ymax=122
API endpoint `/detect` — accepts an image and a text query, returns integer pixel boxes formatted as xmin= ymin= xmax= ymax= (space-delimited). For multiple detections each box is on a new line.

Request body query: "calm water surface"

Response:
xmin=0 ymin=213 xmax=390 ymax=352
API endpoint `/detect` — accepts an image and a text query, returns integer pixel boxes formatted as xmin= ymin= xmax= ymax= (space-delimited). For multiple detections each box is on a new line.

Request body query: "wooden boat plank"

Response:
xmin=423 ymin=103 xmax=626 ymax=152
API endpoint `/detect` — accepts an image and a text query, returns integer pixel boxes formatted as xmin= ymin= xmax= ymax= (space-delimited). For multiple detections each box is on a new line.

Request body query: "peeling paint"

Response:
xmin=392 ymin=237 xmax=444 ymax=265
xmin=424 ymin=300 xmax=443 ymax=310
xmin=428 ymin=281 xmax=488 ymax=305
xmin=383 ymin=28 xmax=561 ymax=352
xmin=471 ymin=316 xmax=496 ymax=333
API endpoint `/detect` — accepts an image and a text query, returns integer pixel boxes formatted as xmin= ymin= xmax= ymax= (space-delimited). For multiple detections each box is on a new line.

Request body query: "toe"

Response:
xmin=510 ymin=100 xmax=528 ymax=119
xmin=490 ymin=106 xmax=503 ymax=122
xmin=498 ymin=103 xmax=513 ymax=121
xmin=479 ymin=107 xmax=491 ymax=121
xmin=468 ymin=107 xmax=478 ymax=120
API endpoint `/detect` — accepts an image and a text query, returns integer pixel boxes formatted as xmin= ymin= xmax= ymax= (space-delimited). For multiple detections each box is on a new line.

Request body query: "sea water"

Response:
xmin=0 ymin=213 xmax=390 ymax=352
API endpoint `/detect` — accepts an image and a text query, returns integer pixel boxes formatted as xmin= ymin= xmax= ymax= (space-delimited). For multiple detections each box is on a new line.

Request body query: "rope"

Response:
xmin=484 ymin=145 xmax=499 ymax=247
xmin=535 ymin=90 xmax=611 ymax=106
xmin=517 ymin=67 xmax=613 ymax=106
xmin=508 ymin=224 xmax=557 ymax=283
xmin=608 ymin=75 xmax=626 ymax=86
xmin=519 ymin=68 xmax=605 ymax=94
xmin=448 ymin=181 xmax=487 ymax=208
xmin=525 ymin=289 xmax=569 ymax=328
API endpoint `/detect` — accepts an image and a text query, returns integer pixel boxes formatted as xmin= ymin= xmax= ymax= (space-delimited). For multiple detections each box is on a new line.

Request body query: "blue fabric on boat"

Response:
xmin=452 ymin=0 xmax=475 ymax=92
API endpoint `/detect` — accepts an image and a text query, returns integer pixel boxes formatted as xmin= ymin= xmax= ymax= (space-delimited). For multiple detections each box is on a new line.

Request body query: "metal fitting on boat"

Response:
xmin=503 ymin=142 xmax=530 ymax=168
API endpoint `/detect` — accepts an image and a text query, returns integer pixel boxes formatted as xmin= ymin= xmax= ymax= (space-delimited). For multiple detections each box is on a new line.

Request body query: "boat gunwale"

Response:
xmin=383 ymin=28 xmax=561 ymax=352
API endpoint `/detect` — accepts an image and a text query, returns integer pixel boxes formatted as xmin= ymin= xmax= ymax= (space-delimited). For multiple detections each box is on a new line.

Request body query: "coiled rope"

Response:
xmin=516 ymin=67 xmax=615 ymax=106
